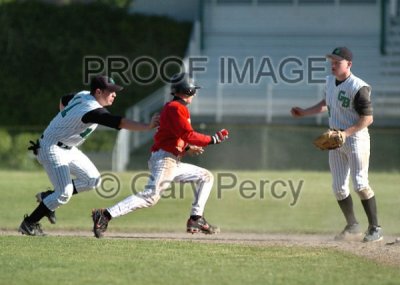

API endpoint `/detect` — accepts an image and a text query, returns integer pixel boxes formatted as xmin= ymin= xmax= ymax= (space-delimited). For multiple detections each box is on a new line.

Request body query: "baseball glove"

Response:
xmin=313 ymin=129 xmax=346 ymax=150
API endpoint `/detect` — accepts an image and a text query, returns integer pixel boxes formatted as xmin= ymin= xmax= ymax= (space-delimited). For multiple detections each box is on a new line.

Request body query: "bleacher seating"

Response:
xmin=190 ymin=0 xmax=400 ymax=124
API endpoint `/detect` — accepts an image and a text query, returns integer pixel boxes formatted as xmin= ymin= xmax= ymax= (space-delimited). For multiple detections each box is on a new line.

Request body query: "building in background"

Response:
xmin=26 ymin=0 xmax=400 ymax=170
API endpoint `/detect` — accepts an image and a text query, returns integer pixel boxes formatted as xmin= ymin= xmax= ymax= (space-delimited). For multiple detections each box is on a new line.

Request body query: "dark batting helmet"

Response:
xmin=170 ymin=73 xmax=201 ymax=96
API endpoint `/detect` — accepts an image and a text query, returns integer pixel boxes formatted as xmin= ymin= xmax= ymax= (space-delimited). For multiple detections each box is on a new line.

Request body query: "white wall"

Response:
xmin=204 ymin=4 xmax=380 ymax=36
xmin=130 ymin=1 xmax=380 ymax=35
xmin=130 ymin=0 xmax=200 ymax=21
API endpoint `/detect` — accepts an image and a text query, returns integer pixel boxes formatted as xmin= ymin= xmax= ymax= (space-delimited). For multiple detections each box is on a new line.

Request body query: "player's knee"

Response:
xmin=333 ymin=188 xmax=348 ymax=201
xmin=142 ymin=194 xmax=161 ymax=207
xmin=87 ymin=176 xmax=102 ymax=190
xmin=138 ymin=188 xmax=161 ymax=207
xmin=93 ymin=176 xmax=102 ymax=189
xmin=58 ymin=194 xmax=72 ymax=205
xmin=356 ymin=187 xmax=374 ymax=200
xmin=148 ymin=194 xmax=161 ymax=206
xmin=56 ymin=186 xmax=74 ymax=205
xmin=200 ymin=169 xmax=214 ymax=184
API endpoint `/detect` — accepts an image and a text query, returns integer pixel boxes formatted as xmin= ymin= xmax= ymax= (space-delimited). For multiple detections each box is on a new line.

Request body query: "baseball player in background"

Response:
xmin=19 ymin=75 xmax=159 ymax=236
xmin=91 ymin=73 xmax=229 ymax=238
xmin=291 ymin=47 xmax=383 ymax=242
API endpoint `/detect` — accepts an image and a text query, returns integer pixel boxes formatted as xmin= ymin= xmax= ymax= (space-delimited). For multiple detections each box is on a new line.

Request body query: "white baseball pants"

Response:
xmin=329 ymin=133 xmax=371 ymax=200
xmin=107 ymin=149 xmax=214 ymax=218
xmin=37 ymin=140 xmax=101 ymax=211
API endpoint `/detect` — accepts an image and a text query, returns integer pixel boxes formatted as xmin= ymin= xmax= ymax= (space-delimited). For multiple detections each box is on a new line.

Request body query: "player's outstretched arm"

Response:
xmin=119 ymin=113 xmax=160 ymax=131
xmin=291 ymin=99 xmax=327 ymax=117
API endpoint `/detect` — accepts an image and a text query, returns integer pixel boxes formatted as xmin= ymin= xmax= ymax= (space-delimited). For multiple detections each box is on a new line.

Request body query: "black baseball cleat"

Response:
xmin=92 ymin=209 xmax=110 ymax=238
xmin=36 ymin=190 xmax=57 ymax=224
xmin=186 ymin=216 xmax=220 ymax=235
xmin=334 ymin=223 xmax=362 ymax=241
xmin=19 ymin=215 xmax=46 ymax=236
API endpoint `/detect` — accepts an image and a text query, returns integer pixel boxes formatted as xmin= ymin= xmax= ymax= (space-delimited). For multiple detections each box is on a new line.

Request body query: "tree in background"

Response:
xmin=0 ymin=0 xmax=134 ymax=10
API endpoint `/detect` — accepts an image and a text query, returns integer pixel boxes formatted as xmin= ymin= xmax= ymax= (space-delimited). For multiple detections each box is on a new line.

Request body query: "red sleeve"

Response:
xmin=167 ymin=104 xmax=212 ymax=146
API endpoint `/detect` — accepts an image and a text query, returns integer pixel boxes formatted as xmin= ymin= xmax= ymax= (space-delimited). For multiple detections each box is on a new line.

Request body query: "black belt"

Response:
xmin=56 ymin=141 xmax=72 ymax=150
xmin=41 ymin=135 xmax=72 ymax=150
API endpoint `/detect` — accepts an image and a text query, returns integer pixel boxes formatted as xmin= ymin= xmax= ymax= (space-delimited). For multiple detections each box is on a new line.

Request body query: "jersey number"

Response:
xmin=338 ymin=91 xmax=350 ymax=108
xmin=80 ymin=128 xmax=93 ymax=138
xmin=60 ymin=100 xmax=93 ymax=138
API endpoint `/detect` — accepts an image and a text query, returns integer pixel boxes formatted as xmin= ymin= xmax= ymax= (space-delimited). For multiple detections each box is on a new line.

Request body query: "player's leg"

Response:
xmin=34 ymin=148 xmax=100 ymax=224
xmin=32 ymin=146 xmax=61 ymax=224
xmin=107 ymin=152 xmax=177 ymax=217
xmin=19 ymin=146 xmax=73 ymax=236
xmin=173 ymin=162 xmax=219 ymax=234
xmin=173 ymin=162 xmax=214 ymax=217
xmin=69 ymin=148 xmax=101 ymax=194
xmin=35 ymin=189 xmax=57 ymax=224
xmin=329 ymin=147 xmax=361 ymax=240
xmin=348 ymin=136 xmax=382 ymax=242
xmin=92 ymin=150 xmax=178 ymax=238
xmin=33 ymin=145 xmax=94 ymax=225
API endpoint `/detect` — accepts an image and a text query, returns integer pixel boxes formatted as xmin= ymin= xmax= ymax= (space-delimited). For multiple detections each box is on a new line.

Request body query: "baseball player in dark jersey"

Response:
xmin=291 ymin=47 xmax=383 ymax=242
xmin=19 ymin=75 xmax=159 ymax=236
xmin=91 ymin=73 xmax=229 ymax=238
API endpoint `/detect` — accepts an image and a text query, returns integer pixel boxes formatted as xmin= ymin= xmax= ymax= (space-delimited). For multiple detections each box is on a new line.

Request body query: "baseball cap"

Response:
xmin=90 ymin=75 xmax=123 ymax=94
xmin=326 ymin=47 xmax=353 ymax=61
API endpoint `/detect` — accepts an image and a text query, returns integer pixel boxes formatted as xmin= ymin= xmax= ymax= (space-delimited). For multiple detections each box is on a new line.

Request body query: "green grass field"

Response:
xmin=1 ymin=170 xmax=399 ymax=285
xmin=1 ymin=236 xmax=400 ymax=285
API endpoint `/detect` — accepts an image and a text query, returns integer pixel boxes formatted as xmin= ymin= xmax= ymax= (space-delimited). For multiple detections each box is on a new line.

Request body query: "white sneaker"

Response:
xmin=363 ymin=226 xmax=383 ymax=242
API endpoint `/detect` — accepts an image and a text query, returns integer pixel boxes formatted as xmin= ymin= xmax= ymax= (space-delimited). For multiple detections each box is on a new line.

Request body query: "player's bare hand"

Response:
xmin=149 ymin=113 xmax=160 ymax=129
xmin=291 ymin=107 xmax=305 ymax=118
xmin=187 ymin=145 xmax=204 ymax=156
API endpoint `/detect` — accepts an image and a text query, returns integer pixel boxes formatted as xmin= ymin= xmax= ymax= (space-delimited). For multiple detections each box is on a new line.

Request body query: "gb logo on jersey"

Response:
xmin=337 ymin=90 xmax=350 ymax=108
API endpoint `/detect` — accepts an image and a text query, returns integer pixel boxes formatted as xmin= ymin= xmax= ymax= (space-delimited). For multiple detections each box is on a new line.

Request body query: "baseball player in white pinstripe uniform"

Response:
xmin=291 ymin=47 xmax=383 ymax=242
xmin=19 ymin=75 xmax=159 ymax=236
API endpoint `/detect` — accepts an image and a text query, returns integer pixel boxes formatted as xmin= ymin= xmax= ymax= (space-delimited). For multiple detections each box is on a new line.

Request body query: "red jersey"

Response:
xmin=151 ymin=99 xmax=212 ymax=157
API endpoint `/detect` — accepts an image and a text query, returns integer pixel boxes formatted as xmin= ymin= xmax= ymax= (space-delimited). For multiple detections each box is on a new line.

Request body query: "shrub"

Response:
xmin=0 ymin=129 xmax=12 ymax=155
xmin=8 ymin=132 xmax=42 ymax=170
xmin=80 ymin=130 xmax=117 ymax=152
xmin=0 ymin=1 xmax=191 ymax=126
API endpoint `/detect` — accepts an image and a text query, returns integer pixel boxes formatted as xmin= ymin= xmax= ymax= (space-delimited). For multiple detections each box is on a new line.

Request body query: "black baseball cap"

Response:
xmin=326 ymin=47 xmax=353 ymax=61
xmin=90 ymin=75 xmax=123 ymax=94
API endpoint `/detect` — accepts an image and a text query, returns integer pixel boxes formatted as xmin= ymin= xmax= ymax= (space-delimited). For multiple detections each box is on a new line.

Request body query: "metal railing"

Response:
xmin=209 ymin=0 xmax=378 ymax=5
xmin=111 ymin=85 xmax=169 ymax=172
xmin=373 ymin=85 xmax=400 ymax=117
xmin=196 ymin=83 xmax=325 ymax=123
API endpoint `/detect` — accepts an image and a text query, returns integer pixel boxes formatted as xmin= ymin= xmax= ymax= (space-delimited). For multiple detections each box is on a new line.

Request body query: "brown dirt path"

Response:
xmin=2 ymin=230 xmax=400 ymax=267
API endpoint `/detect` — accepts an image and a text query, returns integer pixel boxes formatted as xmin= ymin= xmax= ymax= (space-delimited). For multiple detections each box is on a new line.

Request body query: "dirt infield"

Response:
xmin=2 ymin=230 xmax=400 ymax=267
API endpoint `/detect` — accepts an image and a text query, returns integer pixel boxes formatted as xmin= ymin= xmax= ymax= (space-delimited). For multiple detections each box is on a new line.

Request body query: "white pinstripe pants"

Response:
xmin=329 ymin=133 xmax=371 ymax=200
xmin=37 ymin=140 xmax=101 ymax=211
xmin=108 ymin=149 xmax=214 ymax=218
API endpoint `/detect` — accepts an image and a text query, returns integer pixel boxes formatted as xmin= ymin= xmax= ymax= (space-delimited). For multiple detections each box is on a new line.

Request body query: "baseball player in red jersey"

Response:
xmin=92 ymin=73 xmax=229 ymax=238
